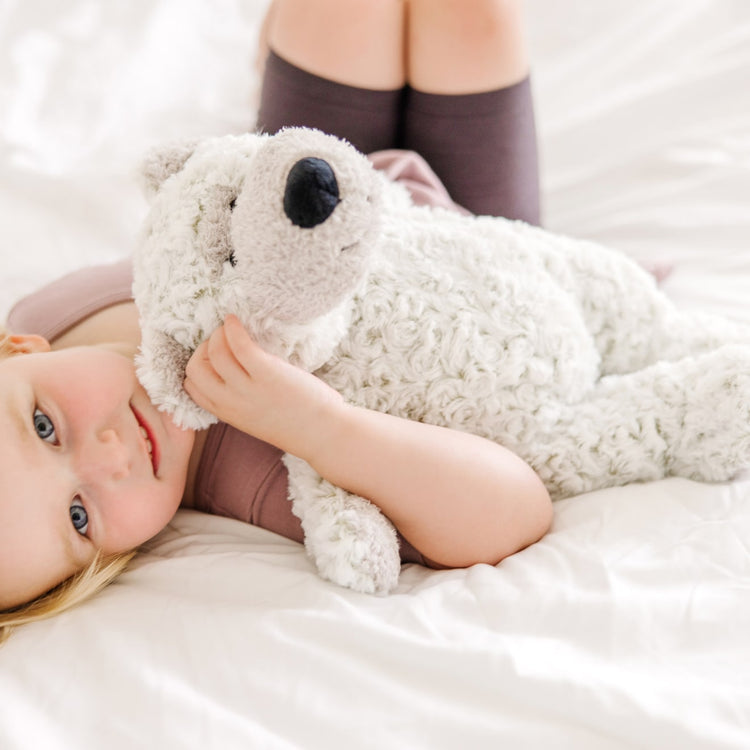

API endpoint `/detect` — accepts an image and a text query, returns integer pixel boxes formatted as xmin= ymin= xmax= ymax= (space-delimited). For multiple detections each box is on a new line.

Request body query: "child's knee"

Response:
xmin=407 ymin=0 xmax=529 ymax=93
xmin=269 ymin=0 xmax=405 ymax=90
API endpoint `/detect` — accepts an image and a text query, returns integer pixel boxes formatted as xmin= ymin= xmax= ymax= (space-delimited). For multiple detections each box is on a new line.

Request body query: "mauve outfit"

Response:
xmin=7 ymin=52 xmax=541 ymax=567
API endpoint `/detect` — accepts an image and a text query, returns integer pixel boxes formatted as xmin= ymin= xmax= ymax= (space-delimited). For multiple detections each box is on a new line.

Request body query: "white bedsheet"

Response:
xmin=1 ymin=1 xmax=750 ymax=748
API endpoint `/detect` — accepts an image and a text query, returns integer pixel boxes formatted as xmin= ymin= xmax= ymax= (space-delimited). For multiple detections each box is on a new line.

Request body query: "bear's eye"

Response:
xmin=229 ymin=197 xmax=237 ymax=211
xmin=228 ymin=251 xmax=237 ymax=267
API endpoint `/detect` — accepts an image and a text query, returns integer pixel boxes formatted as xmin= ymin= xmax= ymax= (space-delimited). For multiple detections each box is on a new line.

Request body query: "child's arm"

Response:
xmin=184 ymin=315 xmax=552 ymax=568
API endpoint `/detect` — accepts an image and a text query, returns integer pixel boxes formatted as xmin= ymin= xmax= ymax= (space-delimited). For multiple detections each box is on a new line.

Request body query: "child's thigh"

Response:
xmin=267 ymin=0 xmax=404 ymax=91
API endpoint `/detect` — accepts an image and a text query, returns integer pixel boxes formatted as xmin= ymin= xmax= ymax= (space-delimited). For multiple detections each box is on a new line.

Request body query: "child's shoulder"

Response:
xmin=8 ymin=258 xmax=138 ymax=348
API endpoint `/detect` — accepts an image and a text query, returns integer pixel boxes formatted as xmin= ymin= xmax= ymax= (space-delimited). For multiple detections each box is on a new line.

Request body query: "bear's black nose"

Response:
xmin=283 ymin=157 xmax=340 ymax=228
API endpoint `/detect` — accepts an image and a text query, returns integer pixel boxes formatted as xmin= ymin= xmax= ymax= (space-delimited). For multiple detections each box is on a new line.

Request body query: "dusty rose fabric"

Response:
xmin=7 ymin=258 xmax=134 ymax=342
xmin=368 ymin=149 xmax=469 ymax=214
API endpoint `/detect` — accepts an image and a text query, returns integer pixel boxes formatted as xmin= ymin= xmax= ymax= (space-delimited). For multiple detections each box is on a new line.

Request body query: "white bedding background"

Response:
xmin=1 ymin=1 xmax=750 ymax=748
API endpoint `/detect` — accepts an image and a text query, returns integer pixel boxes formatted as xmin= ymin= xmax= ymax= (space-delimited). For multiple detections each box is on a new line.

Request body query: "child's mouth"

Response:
xmin=131 ymin=405 xmax=160 ymax=475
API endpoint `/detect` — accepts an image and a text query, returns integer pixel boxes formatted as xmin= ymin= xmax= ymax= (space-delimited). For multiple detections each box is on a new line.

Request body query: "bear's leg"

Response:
xmin=517 ymin=345 xmax=750 ymax=500
xmin=283 ymin=454 xmax=402 ymax=594
xmin=522 ymin=224 xmax=750 ymax=375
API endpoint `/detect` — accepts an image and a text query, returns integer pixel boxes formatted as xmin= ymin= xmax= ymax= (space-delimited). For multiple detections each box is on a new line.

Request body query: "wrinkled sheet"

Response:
xmin=1 ymin=1 xmax=750 ymax=748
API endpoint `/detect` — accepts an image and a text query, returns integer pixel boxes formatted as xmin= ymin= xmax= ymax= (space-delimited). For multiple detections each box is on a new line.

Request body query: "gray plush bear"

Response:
xmin=133 ymin=127 xmax=750 ymax=594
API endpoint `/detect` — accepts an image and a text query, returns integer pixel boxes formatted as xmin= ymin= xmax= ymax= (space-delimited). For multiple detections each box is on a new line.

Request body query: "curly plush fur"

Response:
xmin=133 ymin=127 xmax=750 ymax=594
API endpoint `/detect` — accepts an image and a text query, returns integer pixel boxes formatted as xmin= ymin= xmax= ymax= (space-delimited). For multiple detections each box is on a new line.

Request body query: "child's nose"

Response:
xmin=77 ymin=429 xmax=131 ymax=483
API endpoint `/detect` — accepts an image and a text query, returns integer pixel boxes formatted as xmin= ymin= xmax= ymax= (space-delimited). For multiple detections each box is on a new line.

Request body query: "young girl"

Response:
xmin=0 ymin=0 xmax=551 ymax=640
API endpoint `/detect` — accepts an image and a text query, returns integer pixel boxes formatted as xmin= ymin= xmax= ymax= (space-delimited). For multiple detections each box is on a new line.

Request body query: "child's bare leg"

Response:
xmin=267 ymin=0 xmax=406 ymax=90
xmin=407 ymin=0 xmax=529 ymax=94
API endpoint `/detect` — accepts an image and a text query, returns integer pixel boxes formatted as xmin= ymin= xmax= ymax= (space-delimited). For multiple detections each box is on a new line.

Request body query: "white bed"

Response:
xmin=2 ymin=1 xmax=750 ymax=747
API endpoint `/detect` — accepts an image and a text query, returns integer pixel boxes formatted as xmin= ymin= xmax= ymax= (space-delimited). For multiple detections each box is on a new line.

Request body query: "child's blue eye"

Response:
xmin=33 ymin=409 xmax=57 ymax=443
xmin=70 ymin=500 xmax=89 ymax=536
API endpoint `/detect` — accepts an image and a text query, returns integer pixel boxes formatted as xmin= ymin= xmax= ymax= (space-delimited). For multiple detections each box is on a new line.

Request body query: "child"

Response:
xmin=0 ymin=0 xmax=551 ymax=640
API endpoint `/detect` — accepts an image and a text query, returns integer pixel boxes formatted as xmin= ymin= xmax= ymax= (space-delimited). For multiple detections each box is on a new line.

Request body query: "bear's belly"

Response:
xmin=316 ymin=225 xmax=600 ymax=439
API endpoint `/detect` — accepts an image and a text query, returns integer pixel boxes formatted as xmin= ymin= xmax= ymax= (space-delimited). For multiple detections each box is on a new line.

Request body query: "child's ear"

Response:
xmin=0 ymin=334 xmax=51 ymax=357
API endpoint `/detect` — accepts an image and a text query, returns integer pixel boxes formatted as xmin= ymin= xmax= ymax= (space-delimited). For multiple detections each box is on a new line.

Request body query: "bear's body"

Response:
xmin=133 ymin=127 xmax=750 ymax=594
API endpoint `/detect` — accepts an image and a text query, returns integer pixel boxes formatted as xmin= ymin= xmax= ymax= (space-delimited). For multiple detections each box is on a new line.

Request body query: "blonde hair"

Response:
xmin=0 ymin=550 xmax=136 ymax=644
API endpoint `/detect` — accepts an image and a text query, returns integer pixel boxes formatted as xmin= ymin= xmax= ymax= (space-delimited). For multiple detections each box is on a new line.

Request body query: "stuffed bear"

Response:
xmin=133 ymin=126 xmax=750 ymax=594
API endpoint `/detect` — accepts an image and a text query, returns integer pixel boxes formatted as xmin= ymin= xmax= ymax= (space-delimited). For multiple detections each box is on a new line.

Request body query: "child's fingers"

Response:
xmin=183 ymin=371 xmax=211 ymax=409
xmin=184 ymin=317 xmax=281 ymax=413
xmin=198 ymin=320 xmax=256 ymax=387
xmin=184 ymin=340 xmax=211 ymax=380
xmin=184 ymin=340 xmax=221 ymax=398
xmin=204 ymin=324 xmax=239 ymax=380
xmin=185 ymin=334 xmax=235 ymax=394
xmin=221 ymin=314 xmax=273 ymax=376
xmin=183 ymin=361 xmax=217 ymax=412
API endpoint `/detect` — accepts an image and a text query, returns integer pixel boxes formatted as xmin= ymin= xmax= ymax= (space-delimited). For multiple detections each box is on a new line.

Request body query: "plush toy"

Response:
xmin=133 ymin=127 xmax=750 ymax=594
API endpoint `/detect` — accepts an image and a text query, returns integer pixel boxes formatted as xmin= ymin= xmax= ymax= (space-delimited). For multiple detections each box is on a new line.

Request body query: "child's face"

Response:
xmin=0 ymin=343 xmax=195 ymax=609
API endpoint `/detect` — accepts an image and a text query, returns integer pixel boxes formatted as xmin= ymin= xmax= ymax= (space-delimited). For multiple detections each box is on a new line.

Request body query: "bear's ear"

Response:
xmin=140 ymin=139 xmax=201 ymax=197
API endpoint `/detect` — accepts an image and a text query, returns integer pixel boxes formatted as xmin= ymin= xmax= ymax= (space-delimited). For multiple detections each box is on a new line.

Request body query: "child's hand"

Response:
xmin=184 ymin=315 xmax=344 ymax=458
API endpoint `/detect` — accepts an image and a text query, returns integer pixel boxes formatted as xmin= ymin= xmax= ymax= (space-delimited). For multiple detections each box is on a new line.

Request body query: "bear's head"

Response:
xmin=133 ymin=127 xmax=382 ymax=428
